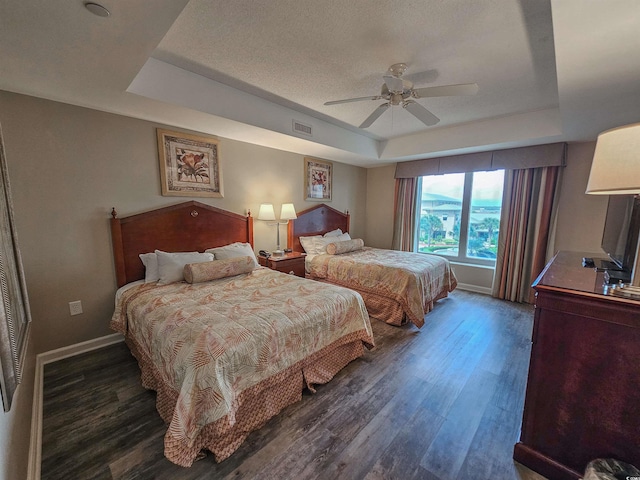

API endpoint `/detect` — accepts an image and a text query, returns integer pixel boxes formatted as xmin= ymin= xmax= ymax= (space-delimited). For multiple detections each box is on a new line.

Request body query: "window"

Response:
xmin=418 ymin=170 xmax=504 ymax=265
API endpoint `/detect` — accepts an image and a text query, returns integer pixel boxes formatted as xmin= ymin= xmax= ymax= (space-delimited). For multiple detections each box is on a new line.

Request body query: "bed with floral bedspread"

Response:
xmin=111 ymin=267 xmax=374 ymax=466
xmin=307 ymin=247 xmax=457 ymax=328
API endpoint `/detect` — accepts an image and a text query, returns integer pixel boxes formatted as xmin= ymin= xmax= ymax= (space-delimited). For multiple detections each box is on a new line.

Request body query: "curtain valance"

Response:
xmin=394 ymin=142 xmax=566 ymax=178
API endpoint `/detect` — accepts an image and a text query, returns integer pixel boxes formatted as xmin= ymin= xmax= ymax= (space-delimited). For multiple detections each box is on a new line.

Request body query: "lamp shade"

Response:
xmin=257 ymin=203 xmax=276 ymax=221
xmin=280 ymin=203 xmax=297 ymax=220
xmin=586 ymin=123 xmax=640 ymax=195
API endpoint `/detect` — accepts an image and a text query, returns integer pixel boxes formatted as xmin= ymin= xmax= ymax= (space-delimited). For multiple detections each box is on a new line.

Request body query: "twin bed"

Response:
xmin=109 ymin=201 xmax=456 ymax=466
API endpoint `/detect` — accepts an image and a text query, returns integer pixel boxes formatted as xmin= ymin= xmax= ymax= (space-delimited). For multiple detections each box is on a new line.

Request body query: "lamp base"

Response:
xmin=272 ymin=249 xmax=285 ymax=256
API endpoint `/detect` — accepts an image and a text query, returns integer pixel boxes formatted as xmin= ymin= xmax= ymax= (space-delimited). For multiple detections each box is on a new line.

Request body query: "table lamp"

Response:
xmin=258 ymin=203 xmax=297 ymax=255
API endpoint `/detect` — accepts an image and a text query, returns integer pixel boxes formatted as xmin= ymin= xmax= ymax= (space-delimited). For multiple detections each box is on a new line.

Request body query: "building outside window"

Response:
xmin=418 ymin=170 xmax=504 ymax=266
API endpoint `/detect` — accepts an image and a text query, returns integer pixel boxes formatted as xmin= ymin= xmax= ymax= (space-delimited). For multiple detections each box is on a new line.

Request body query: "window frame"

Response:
xmin=416 ymin=170 xmax=503 ymax=267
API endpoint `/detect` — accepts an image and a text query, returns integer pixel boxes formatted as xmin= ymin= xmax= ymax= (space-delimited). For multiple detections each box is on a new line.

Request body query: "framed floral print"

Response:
xmin=157 ymin=129 xmax=223 ymax=198
xmin=304 ymin=157 xmax=332 ymax=202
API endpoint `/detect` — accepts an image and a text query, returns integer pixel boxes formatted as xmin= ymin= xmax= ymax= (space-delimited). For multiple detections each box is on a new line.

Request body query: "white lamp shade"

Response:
xmin=586 ymin=123 xmax=640 ymax=195
xmin=257 ymin=203 xmax=276 ymax=221
xmin=280 ymin=203 xmax=297 ymax=220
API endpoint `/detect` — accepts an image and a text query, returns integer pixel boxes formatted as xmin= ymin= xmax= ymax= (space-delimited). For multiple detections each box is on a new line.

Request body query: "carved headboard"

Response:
xmin=110 ymin=201 xmax=253 ymax=287
xmin=287 ymin=203 xmax=350 ymax=253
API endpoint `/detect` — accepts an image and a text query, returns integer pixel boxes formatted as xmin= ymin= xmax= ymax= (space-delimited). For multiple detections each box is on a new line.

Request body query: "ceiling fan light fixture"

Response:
xmin=390 ymin=93 xmax=404 ymax=105
xmin=387 ymin=63 xmax=408 ymax=77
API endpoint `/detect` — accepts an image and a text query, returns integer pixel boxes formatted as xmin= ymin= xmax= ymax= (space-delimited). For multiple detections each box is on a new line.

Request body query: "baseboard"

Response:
xmin=27 ymin=333 xmax=124 ymax=480
xmin=37 ymin=332 xmax=124 ymax=366
xmin=27 ymin=356 xmax=43 ymax=480
xmin=455 ymin=282 xmax=492 ymax=295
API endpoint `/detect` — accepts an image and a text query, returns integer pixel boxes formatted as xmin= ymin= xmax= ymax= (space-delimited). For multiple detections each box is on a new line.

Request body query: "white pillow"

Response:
xmin=155 ymin=250 xmax=214 ymax=284
xmin=299 ymin=235 xmax=322 ymax=254
xmin=139 ymin=252 xmax=160 ymax=283
xmin=324 ymin=228 xmax=343 ymax=237
xmin=205 ymin=242 xmax=259 ymax=267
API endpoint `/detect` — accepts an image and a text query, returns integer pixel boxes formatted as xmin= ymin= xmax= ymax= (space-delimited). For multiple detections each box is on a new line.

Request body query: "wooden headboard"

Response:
xmin=110 ymin=201 xmax=253 ymax=287
xmin=287 ymin=203 xmax=350 ymax=253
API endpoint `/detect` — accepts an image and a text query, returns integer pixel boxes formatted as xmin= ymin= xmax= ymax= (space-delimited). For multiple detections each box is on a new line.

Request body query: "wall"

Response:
xmin=552 ymin=141 xmax=608 ymax=254
xmin=0 ymin=91 xmax=367 ymax=354
xmin=365 ymin=164 xmax=395 ymax=248
xmin=366 ymin=142 xmax=609 ymax=291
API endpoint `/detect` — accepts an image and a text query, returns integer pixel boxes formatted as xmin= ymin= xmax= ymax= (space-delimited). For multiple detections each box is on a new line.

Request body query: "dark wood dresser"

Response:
xmin=514 ymin=251 xmax=640 ymax=479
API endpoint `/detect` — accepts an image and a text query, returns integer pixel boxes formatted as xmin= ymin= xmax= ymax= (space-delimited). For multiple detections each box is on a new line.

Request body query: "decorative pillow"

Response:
xmin=155 ymin=250 xmax=214 ymax=284
xmin=184 ymin=256 xmax=256 ymax=284
xmin=139 ymin=252 xmax=160 ymax=283
xmin=326 ymin=238 xmax=364 ymax=255
xmin=205 ymin=242 xmax=259 ymax=267
xmin=299 ymin=235 xmax=322 ymax=254
xmin=323 ymin=228 xmax=343 ymax=237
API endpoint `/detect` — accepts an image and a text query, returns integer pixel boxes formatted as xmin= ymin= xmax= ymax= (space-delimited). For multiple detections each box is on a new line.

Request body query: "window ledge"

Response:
xmin=450 ymin=261 xmax=496 ymax=270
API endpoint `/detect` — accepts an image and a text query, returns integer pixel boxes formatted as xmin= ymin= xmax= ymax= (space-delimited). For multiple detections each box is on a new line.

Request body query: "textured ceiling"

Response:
xmin=0 ymin=0 xmax=639 ymax=166
xmin=153 ymin=0 xmax=559 ymax=140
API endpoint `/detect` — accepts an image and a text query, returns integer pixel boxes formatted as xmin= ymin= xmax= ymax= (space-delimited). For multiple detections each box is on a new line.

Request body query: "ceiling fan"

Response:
xmin=324 ymin=63 xmax=479 ymax=129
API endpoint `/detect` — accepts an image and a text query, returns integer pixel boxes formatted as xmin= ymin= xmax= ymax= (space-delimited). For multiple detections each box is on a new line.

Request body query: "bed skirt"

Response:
xmin=310 ymin=279 xmax=453 ymax=327
xmin=124 ymin=330 xmax=371 ymax=466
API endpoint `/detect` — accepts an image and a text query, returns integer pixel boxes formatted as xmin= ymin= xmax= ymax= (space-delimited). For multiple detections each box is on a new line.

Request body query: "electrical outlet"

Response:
xmin=69 ymin=300 xmax=83 ymax=316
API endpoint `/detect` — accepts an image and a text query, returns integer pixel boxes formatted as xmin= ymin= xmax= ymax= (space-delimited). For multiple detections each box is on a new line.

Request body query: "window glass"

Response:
xmin=419 ymin=173 xmax=464 ymax=257
xmin=467 ymin=170 xmax=504 ymax=260
xmin=419 ymin=170 xmax=504 ymax=265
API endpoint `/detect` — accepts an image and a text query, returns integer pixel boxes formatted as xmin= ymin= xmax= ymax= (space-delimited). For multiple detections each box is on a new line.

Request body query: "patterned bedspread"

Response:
xmin=111 ymin=268 xmax=373 ymax=465
xmin=308 ymin=247 xmax=457 ymax=328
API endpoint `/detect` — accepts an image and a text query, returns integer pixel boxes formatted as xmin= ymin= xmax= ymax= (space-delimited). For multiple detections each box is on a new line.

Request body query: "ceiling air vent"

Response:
xmin=292 ymin=120 xmax=312 ymax=137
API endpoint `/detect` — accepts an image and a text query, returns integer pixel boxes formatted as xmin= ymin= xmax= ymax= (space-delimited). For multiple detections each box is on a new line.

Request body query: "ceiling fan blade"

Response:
xmin=383 ymin=75 xmax=405 ymax=93
xmin=324 ymin=95 xmax=382 ymax=106
xmin=359 ymin=103 xmax=390 ymax=128
xmin=404 ymin=100 xmax=440 ymax=126
xmin=412 ymin=83 xmax=479 ymax=98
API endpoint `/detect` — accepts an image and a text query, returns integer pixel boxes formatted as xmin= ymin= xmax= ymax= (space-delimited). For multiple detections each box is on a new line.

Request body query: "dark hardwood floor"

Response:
xmin=41 ymin=290 xmax=546 ymax=480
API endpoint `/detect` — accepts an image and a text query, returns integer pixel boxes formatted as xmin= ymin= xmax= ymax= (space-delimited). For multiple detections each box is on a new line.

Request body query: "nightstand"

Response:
xmin=258 ymin=251 xmax=306 ymax=277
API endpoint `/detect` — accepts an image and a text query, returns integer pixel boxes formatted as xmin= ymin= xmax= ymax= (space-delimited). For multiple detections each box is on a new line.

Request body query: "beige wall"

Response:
xmin=552 ymin=141 xmax=608 ymax=254
xmin=365 ymin=164 xmax=395 ymax=248
xmin=0 ymin=91 xmax=367 ymax=354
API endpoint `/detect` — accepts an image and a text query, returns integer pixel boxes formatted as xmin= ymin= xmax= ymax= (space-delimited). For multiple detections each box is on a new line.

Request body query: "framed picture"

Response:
xmin=304 ymin=157 xmax=332 ymax=202
xmin=156 ymin=129 xmax=223 ymax=198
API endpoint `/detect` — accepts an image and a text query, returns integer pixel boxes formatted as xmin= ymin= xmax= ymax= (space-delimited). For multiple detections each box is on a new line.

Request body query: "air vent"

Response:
xmin=292 ymin=120 xmax=312 ymax=137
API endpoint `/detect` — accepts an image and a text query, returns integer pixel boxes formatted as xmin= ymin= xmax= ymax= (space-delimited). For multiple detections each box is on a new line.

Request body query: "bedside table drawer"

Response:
xmin=273 ymin=260 xmax=305 ymax=277
xmin=258 ymin=253 xmax=306 ymax=278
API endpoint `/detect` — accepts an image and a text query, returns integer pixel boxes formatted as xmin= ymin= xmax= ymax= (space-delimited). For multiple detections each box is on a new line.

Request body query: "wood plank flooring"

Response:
xmin=41 ymin=290 xmax=547 ymax=480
